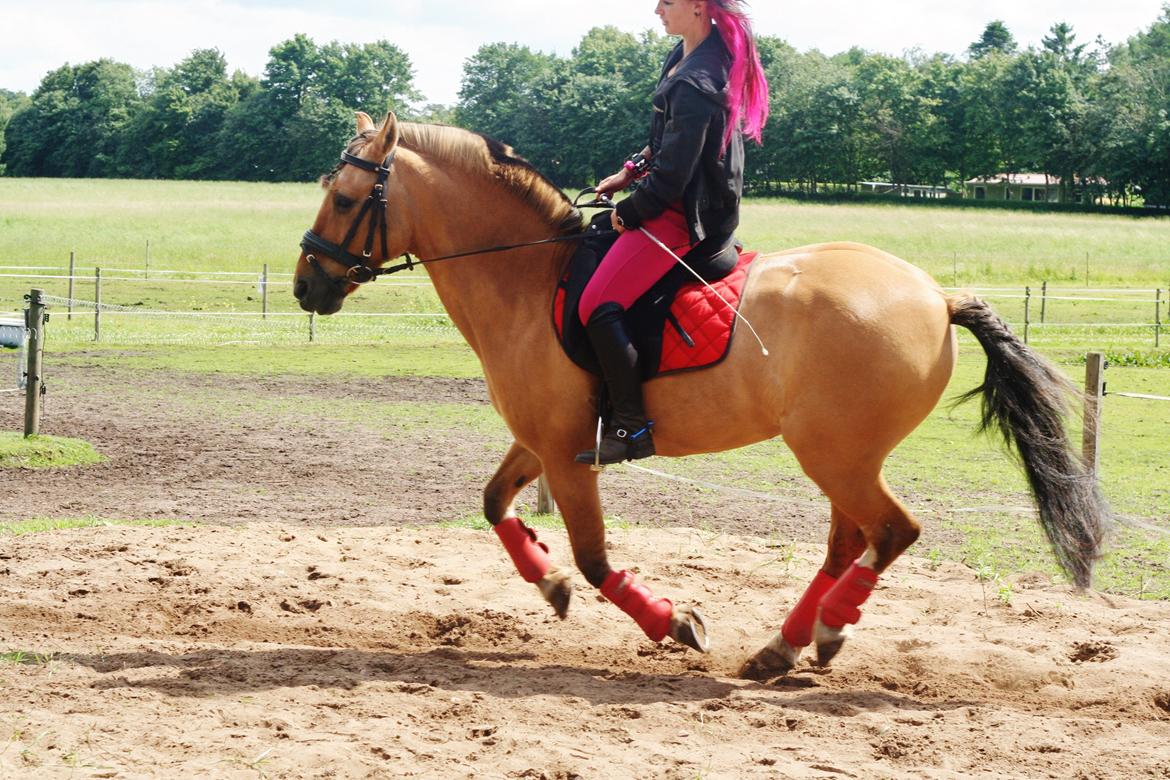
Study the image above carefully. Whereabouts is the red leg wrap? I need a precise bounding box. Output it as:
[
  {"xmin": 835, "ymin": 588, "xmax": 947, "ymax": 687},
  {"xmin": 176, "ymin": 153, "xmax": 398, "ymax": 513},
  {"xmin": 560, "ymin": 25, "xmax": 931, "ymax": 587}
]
[
  {"xmin": 601, "ymin": 570, "xmax": 673, "ymax": 642},
  {"xmin": 818, "ymin": 562, "xmax": 878, "ymax": 629},
  {"xmin": 493, "ymin": 517, "xmax": 551, "ymax": 583},
  {"xmin": 781, "ymin": 570, "xmax": 838, "ymax": 648}
]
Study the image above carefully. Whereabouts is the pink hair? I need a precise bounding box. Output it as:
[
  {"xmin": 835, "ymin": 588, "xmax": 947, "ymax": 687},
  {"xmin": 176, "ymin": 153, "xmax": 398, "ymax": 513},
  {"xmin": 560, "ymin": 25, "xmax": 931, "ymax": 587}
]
[{"xmin": 708, "ymin": 0, "xmax": 770, "ymax": 148}]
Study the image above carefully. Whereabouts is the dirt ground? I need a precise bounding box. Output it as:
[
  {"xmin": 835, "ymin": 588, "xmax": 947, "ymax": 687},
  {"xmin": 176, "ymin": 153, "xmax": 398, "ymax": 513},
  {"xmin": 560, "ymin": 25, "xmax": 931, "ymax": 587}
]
[{"xmin": 3, "ymin": 363, "xmax": 1170, "ymax": 778}]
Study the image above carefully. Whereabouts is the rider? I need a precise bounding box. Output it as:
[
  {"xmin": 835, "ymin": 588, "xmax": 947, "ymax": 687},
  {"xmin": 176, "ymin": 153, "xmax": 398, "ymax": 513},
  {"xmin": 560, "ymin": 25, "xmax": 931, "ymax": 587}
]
[{"xmin": 575, "ymin": 0, "xmax": 770, "ymax": 465}]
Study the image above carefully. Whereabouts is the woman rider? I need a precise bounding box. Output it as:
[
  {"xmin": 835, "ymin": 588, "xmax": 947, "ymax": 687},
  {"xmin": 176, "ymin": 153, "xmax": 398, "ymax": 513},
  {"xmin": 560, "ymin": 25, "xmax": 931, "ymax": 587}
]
[{"xmin": 575, "ymin": 0, "xmax": 770, "ymax": 465}]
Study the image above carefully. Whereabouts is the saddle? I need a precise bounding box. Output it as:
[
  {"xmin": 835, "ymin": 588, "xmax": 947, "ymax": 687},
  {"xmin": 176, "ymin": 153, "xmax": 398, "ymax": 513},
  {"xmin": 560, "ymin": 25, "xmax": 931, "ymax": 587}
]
[{"xmin": 553, "ymin": 211, "xmax": 758, "ymax": 380}]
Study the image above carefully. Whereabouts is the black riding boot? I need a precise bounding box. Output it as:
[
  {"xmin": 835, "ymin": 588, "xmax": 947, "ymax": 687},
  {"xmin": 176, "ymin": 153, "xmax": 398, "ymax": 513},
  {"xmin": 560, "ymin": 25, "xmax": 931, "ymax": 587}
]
[{"xmin": 574, "ymin": 303, "xmax": 656, "ymax": 465}]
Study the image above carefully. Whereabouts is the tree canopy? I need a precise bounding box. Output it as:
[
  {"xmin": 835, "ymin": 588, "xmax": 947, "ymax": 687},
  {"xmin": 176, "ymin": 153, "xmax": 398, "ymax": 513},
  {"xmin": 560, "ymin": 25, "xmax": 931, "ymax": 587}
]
[{"xmin": 3, "ymin": 10, "xmax": 1170, "ymax": 207}]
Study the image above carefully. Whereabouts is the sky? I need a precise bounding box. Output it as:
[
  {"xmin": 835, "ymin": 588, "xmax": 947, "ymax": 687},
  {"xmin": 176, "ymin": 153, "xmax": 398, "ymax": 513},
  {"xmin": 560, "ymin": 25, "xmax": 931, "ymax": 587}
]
[{"xmin": 1, "ymin": 1, "xmax": 1166, "ymax": 104}]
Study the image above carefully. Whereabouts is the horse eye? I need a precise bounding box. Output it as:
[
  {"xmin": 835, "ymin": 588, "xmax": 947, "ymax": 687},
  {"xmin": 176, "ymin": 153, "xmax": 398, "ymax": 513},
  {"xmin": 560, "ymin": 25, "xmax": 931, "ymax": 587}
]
[{"xmin": 333, "ymin": 194, "xmax": 356, "ymax": 211}]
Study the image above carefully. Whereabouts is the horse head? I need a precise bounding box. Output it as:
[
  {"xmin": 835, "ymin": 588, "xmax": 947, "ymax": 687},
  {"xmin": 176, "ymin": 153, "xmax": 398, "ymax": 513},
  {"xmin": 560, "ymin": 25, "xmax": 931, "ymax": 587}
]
[{"xmin": 294, "ymin": 111, "xmax": 411, "ymax": 315}]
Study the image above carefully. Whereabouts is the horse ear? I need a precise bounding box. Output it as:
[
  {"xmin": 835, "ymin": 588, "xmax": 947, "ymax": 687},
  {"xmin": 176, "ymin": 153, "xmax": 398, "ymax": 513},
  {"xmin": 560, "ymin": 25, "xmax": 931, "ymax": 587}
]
[
  {"xmin": 375, "ymin": 111, "xmax": 400, "ymax": 153},
  {"xmin": 355, "ymin": 111, "xmax": 375, "ymax": 134}
]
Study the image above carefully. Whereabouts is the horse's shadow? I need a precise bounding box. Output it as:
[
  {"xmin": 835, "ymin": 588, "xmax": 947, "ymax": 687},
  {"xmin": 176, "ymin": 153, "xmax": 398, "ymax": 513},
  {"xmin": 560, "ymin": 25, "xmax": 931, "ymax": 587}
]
[{"xmin": 62, "ymin": 646, "xmax": 980, "ymax": 714}]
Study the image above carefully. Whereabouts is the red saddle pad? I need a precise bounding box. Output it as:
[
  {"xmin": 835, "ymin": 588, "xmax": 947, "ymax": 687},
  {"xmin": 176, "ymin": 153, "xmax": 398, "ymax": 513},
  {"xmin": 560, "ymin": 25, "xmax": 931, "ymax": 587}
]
[{"xmin": 657, "ymin": 251, "xmax": 757, "ymax": 375}]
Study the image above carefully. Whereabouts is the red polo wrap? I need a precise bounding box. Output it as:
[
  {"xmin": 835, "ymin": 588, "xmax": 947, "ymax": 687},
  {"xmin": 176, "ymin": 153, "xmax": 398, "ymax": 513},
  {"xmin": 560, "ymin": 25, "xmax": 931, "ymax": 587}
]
[
  {"xmin": 493, "ymin": 517, "xmax": 551, "ymax": 583},
  {"xmin": 602, "ymin": 570, "xmax": 673, "ymax": 642},
  {"xmin": 781, "ymin": 570, "xmax": 838, "ymax": 648},
  {"xmin": 818, "ymin": 562, "xmax": 879, "ymax": 629}
]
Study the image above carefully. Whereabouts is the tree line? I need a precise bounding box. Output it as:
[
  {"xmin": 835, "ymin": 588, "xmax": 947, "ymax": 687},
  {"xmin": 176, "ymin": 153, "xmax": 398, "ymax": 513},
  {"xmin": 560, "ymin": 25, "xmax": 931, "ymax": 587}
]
[{"xmin": 2, "ymin": 8, "xmax": 1168, "ymax": 207}]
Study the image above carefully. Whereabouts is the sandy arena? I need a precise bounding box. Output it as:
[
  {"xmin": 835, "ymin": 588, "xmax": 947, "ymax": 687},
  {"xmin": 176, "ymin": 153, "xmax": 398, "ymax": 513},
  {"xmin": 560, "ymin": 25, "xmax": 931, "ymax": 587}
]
[{"xmin": 3, "ymin": 362, "xmax": 1170, "ymax": 778}]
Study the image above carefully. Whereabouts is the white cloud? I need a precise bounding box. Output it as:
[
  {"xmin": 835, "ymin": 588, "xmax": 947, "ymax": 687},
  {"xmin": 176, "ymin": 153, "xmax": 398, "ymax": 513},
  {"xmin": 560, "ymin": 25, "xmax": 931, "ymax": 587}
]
[{"xmin": 1, "ymin": 0, "xmax": 1164, "ymax": 104}]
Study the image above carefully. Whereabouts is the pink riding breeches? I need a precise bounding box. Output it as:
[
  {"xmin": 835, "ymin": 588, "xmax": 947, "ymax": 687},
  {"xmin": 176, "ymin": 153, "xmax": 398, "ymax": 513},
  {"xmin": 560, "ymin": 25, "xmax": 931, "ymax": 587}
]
[{"xmin": 578, "ymin": 205, "xmax": 695, "ymax": 325}]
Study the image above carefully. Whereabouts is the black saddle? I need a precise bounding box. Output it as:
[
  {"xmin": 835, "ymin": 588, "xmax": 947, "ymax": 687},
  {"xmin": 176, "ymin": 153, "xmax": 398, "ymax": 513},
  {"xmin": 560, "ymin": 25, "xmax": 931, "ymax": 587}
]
[{"xmin": 554, "ymin": 210, "xmax": 740, "ymax": 380}]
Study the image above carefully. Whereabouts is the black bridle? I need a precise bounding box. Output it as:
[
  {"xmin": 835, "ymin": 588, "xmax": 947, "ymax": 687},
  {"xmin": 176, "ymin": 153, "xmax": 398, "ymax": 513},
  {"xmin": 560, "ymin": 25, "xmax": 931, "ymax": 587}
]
[
  {"xmin": 300, "ymin": 151, "xmax": 611, "ymax": 287},
  {"xmin": 301, "ymin": 149, "xmax": 400, "ymax": 285}
]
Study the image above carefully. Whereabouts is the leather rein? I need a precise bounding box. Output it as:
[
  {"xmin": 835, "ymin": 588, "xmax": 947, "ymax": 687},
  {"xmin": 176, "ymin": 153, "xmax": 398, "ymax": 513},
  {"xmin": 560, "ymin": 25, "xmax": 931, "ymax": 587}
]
[{"xmin": 300, "ymin": 150, "xmax": 611, "ymax": 287}]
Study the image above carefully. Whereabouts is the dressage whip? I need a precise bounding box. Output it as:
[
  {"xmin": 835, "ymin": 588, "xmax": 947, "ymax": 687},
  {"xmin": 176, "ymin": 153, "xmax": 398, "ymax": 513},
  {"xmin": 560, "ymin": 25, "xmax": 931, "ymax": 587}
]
[{"xmin": 600, "ymin": 195, "xmax": 770, "ymax": 357}]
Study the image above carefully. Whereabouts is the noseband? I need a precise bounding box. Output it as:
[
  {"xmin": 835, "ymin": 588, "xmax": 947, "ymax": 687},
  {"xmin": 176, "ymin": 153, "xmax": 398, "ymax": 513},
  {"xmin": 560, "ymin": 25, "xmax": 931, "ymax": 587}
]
[{"xmin": 301, "ymin": 149, "xmax": 410, "ymax": 286}]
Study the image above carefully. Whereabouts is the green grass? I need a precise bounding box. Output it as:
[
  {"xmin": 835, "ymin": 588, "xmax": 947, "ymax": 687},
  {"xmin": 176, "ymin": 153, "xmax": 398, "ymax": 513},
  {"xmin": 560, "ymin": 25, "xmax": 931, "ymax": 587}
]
[
  {"xmin": 0, "ymin": 517, "xmax": 190, "ymax": 535},
  {"xmin": 0, "ymin": 432, "xmax": 104, "ymax": 469}
]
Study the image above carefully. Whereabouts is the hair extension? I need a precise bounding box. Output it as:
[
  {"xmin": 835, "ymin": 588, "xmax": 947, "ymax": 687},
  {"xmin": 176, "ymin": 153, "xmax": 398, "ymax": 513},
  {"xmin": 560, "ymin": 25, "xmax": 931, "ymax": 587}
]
[{"xmin": 708, "ymin": 0, "xmax": 770, "ymax": 147}]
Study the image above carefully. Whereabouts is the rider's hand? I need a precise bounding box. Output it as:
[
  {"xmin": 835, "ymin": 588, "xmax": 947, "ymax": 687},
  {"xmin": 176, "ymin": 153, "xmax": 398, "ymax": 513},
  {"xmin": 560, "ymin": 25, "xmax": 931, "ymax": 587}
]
[
  {"xmin": 596, "ymin": 169, "xmax": 635, "ymax": 199},
  {"xmin": 610, "ymin": 210, "xmax": 626, "ymax": 234}
]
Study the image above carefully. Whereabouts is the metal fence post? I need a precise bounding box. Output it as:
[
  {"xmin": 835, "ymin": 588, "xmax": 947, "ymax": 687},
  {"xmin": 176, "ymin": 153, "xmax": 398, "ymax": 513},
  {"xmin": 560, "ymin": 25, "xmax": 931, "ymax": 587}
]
[
  {"xmin": 1023, "ymin": 286, "xmax": 1031, "ymax": 344},
  {"xmin": 23, "ymin": 289, "xmax": 46, "ymax": 438},
  {"xmin": 1083, "ymin": 352, "xmax": 1105, "ymax": 474},
  {"xmin": 262, "ymin": 263, "xmax": 269, "ymax": 320},
  {"xmin": 94, "ymin": 267, "xmax": 102, "ymax": 342},
  {"xmin": 1156, "ymin": 289, "xmax": 1162, "ymax": 348},
  {"xmin": 536, "ymin": 475, "xmax": 556, "ymax": 516},
  {"xmin": 67, "ymin": 252, "xmax": 75, "ymax": 321}
]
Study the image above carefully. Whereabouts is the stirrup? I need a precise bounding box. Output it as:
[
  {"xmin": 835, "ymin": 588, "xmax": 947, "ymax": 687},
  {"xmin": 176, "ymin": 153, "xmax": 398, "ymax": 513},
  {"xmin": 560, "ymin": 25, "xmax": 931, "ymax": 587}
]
[{"xmin": 574, "ymin": 422, "xmax": 655, "ymax": 467}]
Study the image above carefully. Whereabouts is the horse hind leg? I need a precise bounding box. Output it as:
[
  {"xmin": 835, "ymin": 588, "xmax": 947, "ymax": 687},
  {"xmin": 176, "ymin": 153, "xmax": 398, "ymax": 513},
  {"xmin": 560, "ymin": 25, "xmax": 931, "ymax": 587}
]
[
  {"xmin": 812, "ymin": 479, "xmax": 921, "ymax": 667},
  {"xmin": 739, "ymin": 505, "xmax": 867, "ymax": 680},
  {"xmin": 485, "ymin": 441, "xmax": 573, "ymax": 618}
]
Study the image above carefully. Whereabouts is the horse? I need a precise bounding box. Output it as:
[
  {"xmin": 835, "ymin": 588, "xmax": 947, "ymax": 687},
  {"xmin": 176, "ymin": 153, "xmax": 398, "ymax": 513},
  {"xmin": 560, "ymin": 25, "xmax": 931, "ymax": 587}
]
[{"xmin": 293, "ymin": 111, "xmax": 1109, "ymax": 679}]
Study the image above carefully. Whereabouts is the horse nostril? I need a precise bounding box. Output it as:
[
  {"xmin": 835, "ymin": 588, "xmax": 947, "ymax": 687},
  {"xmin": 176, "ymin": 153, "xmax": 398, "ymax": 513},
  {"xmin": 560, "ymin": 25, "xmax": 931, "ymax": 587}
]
[{"xmin": 293, "ymin": 279, "xmax": 308, "ymax": 300}]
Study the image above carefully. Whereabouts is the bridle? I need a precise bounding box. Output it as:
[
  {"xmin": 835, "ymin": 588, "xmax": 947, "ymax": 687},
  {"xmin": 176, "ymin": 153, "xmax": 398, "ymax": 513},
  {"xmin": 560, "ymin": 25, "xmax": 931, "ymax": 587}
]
[
  {"xmin": 300, "ymin": 148, "xmax": 400, "ymax": 286},
  {"xmin": 300, "ymin": 149, "xmax": 611, "ymax": 288}
]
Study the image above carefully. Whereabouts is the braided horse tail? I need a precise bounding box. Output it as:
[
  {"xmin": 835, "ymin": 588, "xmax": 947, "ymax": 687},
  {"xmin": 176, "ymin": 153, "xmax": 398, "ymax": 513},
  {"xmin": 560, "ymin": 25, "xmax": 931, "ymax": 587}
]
[{"xmin": 949, "ymin": 295, "xmax": 1110, "ymax": 588}]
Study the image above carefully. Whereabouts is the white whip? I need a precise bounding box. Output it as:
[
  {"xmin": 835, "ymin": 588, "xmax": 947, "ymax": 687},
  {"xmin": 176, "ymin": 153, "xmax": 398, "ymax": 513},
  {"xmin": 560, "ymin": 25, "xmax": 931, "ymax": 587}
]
[
  {"xmin": 634, "ymin": 225, "xmax": 769, "ymax": 358},
  {"xmin": 599, "ymin": 194, "xmax": 769, "ymax": 357}
]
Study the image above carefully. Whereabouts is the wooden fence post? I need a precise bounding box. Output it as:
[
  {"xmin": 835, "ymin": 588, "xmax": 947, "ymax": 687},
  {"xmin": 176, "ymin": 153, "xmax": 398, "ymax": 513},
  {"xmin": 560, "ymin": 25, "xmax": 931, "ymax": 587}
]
[
  {"xmin": 261, "ymin": 264, "xmax": 269, "ymax": 320},
  {"xmin": 23, "ymin": 289, "xmax": 46, "ymax": 438},
  {"xmin": 536, "ymin": 476, "xmax": 556, "ymax": 515},
  {"xmin": 1083, "ymin": 352, "xmax": 1105, "ymax": 474},
  {"xmin": 94, "ymin": 267, "xmax": 102, "ymax": 342},
  {"xmin": 1040, "ymin": 281, "xmax": 1047, "ymax": 323},
  {"xmin": 309, "ymin": 313, "xmax": 316, "ymax": 343}
]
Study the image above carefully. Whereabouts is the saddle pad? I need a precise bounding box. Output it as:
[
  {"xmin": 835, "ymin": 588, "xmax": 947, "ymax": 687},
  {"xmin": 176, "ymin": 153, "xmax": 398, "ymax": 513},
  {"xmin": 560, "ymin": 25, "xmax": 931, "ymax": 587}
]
[{"xmin": 657, "ymin": 251, "xmax": 757, "ymax": 375}]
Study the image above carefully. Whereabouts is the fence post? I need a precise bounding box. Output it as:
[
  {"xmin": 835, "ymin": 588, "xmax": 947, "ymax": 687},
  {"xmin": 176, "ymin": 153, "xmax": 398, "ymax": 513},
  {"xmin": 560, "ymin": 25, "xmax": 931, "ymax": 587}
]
[
  {"xmin": 1040, "ymin": 281, "xmax": 1047, "ymax": 323},
  {"xmin": 23, "ymin": 289, "xmax": 46, "ymax": 438},
  {"xmin": 309, "ymin": 313, "xmax": 316, "ymax": 343},
  {"xmin": 145, "ymin": 240, "xmax": 150, "ymax": 280},
  {"xmin": 1156, "ymin": 289, "xmax": 1163, "ymax": 348},
  {"xmin": 261, "ymin": 263, "xmax": 269, "ymax": 320},
  {"xmin": 1083, "ymin": 352, "xmax": 1105, "ymax": 474},
  {"xmin": 536, "ymin": 475, "xmax": 556, "ymax": 516},
  {"xmin": 94, "ymin": 267, "xmax": 102, "ymax": 342},
  {"xmin": 67, "ymin": 252, "xmax": 75, "ymax": 321},
  {"xmin": 1023, "ymin": 286, "xmax": 1031, "ymax": 344}
]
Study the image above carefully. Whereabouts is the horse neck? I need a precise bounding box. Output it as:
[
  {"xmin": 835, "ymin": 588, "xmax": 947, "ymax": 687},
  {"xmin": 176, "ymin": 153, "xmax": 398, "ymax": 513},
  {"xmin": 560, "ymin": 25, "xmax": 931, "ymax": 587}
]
[{"xmin": 400, "ymin": 156, "xmax": 576, "ymax": 355}]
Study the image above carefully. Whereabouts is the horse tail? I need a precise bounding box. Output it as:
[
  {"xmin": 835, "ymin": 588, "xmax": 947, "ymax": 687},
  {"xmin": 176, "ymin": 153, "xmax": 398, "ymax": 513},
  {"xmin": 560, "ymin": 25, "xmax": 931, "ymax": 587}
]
[{"xmin": 948, "ymin": 295, "xmax": 1110, "ymax": 589}]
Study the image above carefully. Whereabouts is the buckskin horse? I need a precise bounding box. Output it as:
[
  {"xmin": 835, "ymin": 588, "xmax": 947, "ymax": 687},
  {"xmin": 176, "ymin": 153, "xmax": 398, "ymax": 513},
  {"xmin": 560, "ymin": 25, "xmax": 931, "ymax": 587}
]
[{"xmin": 293, "ymin": 111, "xmax": 1108, "ymax": 679}]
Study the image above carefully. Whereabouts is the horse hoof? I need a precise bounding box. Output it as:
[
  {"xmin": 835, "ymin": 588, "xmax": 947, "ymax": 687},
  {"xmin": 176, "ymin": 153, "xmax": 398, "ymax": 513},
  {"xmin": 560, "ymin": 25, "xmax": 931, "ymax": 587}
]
[
  {"xmin": 738, "ymin": 636, "xmax": 801, "ymax": 681},
  {"xmin": 670, "ymin": 606, "xmax": 711, "ymax": 653},
  {"xmin": 537, "ymin": 568, "xmax": 573, "ymax": 620},
  {"xmin": 814, "ymin": 620, "xmax": 849, "ymax": 667}
]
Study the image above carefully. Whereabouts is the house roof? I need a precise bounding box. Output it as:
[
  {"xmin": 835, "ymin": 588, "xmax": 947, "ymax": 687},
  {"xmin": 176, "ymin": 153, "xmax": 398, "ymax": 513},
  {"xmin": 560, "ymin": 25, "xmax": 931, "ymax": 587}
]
[{"xmin": 965, "ymin": 173, "xmax": 1058, "ymax": 186}]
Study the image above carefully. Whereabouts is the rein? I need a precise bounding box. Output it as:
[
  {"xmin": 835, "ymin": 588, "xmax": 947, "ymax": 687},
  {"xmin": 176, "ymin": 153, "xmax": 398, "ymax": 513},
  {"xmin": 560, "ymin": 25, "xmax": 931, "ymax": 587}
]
[{"xmin": 301, "ymin": 150, "xmax": 611, "ymax": 286}]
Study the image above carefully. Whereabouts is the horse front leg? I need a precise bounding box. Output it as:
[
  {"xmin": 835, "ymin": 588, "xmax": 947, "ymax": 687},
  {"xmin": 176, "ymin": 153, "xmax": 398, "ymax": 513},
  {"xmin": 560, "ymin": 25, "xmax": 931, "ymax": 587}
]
[
  {"xmin": 542, "ymin": 459, "xmax": 710, "ymax": 653},
  {"xmin": 739, "ymin": 505, "xmax": 866, "ymax": 680},
  {"xmin": 485, "ymin": 441, "xmax": 573, "ymax": 618}
]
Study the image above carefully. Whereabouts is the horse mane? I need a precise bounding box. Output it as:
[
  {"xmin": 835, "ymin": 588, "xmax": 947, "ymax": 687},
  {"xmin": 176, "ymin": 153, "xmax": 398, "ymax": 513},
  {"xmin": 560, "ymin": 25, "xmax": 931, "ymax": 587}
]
[{"xmin": 390, "ymin": 123, "xmax": 583, "ymax": 237}]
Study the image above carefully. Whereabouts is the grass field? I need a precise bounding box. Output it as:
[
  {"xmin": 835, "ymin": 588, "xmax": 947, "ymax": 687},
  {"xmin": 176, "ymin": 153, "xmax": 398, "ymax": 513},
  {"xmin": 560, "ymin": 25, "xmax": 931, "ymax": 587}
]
[{"xmin": 2, "ymin": 177, "xmax": 1168, "ymax": 597}]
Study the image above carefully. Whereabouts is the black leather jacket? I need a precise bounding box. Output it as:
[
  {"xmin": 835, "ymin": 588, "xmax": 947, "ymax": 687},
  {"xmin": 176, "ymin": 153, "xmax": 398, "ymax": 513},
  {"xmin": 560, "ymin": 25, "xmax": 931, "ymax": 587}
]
[{"xmin": 615, "ymin": 33, "xmax": 744, "ymax": 263}]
